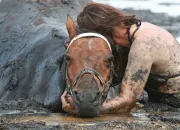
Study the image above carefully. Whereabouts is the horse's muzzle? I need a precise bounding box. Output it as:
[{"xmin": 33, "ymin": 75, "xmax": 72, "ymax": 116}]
[{"xmin": 75, "ymin": 104, "xmax": 100, "ymax": 117}]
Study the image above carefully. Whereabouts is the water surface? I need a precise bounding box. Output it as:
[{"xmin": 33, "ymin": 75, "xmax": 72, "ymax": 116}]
[
  {"xmin": 94, "ymin": 0, "xmax": 180, "ymax": 17},
  {"xmin": 11, "ymin": 112, "xmax": 150, "ymax": 126}
]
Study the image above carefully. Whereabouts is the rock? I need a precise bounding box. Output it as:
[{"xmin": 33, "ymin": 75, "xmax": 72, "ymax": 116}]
[{"xmin": 0, "ymin": 0, "xmax": 91, "ymax": 111}]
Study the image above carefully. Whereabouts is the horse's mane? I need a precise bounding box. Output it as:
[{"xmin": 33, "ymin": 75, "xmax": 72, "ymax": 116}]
[{"xmin": 106, "ymin": 37, "xmax": 129, "ymax": 86}]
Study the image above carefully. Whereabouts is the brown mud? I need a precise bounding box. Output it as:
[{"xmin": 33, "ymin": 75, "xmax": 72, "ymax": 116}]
[
  {"xmin": 0, "ymin": 0, "xmax": 180, "ymax": 130},
  {"xmin": 0, "ymin": 99, "xmax": 179, "ymax": 130}
]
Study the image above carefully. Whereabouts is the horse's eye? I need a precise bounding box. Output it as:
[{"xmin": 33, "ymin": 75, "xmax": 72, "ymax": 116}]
[
  {"xmin": 105, "ymin": 56, "xmax": 114, "ymax": 68},
  {"xmin": 65, "ymin": 55, "xmax": 71, "ymax": 62},
  {"xmin": 107, "ymin": 56, "xmax": 114, "ymax": 63}
]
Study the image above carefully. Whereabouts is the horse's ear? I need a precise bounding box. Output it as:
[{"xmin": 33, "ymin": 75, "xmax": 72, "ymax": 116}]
[{"xmin": 66, "ymin": 14, "xmax": 78, "ymax": 40}]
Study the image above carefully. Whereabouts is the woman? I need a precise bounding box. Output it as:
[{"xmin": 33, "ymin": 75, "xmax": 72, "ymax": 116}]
[{"xmin": 62, "ymin": 2, "xmax": 180, "ymax": 113}]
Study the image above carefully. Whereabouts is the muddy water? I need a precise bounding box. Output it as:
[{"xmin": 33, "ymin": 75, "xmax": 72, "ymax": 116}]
[
  {"xmin": 0, "ymin": 105, "xmax": 179, "ymax": 130},
  {"xmin": 10, "ymin": 112, "xmax": 149, "ymax": 126},
  {"xmin": 0, "ymin": 100, "xmax": 150, "ymax": 126}
]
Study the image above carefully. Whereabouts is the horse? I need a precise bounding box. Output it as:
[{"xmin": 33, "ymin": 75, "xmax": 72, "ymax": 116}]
[
  {"xmin": 63, "ymin": 15, "xmax": 180, "ymax": 117},
  {"xmin": 63, "ymin": 16, "xmax": 125, "ymax": 117}
]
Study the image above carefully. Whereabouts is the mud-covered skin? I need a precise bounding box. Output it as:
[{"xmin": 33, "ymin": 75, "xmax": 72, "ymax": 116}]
[
  {"xmin": 100, "ymin": 22, "xmax": 180, "ymax": 113},
  {"xmin": 141, "ymin": 23, "xmax": 180, "ymax": 94}
]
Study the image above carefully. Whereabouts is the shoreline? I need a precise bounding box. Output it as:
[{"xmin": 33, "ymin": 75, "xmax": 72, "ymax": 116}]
[
  {"xmin": 93, "ymin": 0, "xmax": 180, "ymax": 17},
  {"xmin": 93, "ymin": 0, "xmax": 180, "ymax": 42}
]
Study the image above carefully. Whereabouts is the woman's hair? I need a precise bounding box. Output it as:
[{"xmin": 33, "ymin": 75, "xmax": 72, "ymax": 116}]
[
  {"xmin": 77, "ymin": 3, "xmax": 136, "ymax": 84},
  {"xmin": 77, "ymin": 2, "xmax": 138, "ymax": 37}
]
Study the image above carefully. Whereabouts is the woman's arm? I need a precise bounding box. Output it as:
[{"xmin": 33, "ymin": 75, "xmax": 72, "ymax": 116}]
[{"xmin": 100, "ymin": 39, "xmax": 154, "ymax": 113}]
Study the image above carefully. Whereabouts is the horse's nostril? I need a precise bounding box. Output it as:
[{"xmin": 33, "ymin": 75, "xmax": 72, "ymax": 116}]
[
  {"xmin": 96, "ymin": 92, "xmax": 100, "ymax": 96},
  {"xmin": 74, "ymin": 91, "xmax": 78, "ymax": 95}
]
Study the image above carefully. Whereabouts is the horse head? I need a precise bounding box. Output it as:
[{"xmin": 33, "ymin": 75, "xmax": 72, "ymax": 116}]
[{"xmin": 65, "ymin": 16, "xmax": 115, "ymax": 117}]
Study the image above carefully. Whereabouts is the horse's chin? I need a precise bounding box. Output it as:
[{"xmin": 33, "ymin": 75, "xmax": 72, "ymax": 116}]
[{"xmin": 75, "ymin": 103, "xmax": 101, "ymax": 117}]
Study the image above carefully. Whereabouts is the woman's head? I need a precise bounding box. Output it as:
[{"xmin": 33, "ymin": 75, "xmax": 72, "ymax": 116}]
[
  {"xmin": 76, "ymin": 3, "xmax": 131, "ymax": 90},
  {"xmin": 77, "ymin": 2, "xmax": 138, "ymax": 39}
]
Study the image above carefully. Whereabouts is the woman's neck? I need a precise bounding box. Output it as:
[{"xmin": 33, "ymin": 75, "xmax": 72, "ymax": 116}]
[
  {"xmin": 128, "ymin": 22, "xmax": 141, "ymax": 45},
  {"xmin": 130, "ymin": 24, "xmax": 139, "ymax": 39}
]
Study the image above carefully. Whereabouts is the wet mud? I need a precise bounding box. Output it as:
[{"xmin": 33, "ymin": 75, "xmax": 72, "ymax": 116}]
[
  {"xmin": 0, "ymin": 99, "xmax": 179, "ymax": 130},
  {"xmin": 0, "ymin": 0, "xmax": 91, "ymax": 113},
  {"xmin": 0, "ymin": 0, "xmax": 180, "ymax": 129}
]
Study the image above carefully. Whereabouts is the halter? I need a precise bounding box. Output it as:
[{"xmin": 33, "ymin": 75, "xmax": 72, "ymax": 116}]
[
  {"xmin": 67, "ymin": 33, "xmax": 112, "ymax": 52},
  {"xmin": 65, "ymin": 33, "xmax": 113, "ymax": 104}
]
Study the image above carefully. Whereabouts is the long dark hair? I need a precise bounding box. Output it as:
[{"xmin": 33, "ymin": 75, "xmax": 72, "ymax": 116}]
[
  {"xmin": 77, "ymin": 2, "xmax": 138, "ymax": 38},
  {"xmin": 77, "ymin": 3, "xmax": 135, "ymax": 84}
]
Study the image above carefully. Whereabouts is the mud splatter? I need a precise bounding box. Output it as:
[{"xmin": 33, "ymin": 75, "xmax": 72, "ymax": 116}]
[{"xmin": 131, "ymin": 69, "xmax": 148, "ymax": 82}]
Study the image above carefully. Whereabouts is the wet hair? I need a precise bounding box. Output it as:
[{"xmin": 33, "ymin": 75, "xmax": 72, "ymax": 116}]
[
  {"xmin": 77, "ymin": 3, "xmax": 136, "ymax": 83},
  {"xmin": 77, "ymin": 2, "xmax": 138, "ymax": 38}
]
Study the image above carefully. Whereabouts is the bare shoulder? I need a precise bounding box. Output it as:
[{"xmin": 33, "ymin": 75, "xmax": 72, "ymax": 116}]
[{"xmin": 129, "ymin": 37, "xmax": 157, "ymax": 59}]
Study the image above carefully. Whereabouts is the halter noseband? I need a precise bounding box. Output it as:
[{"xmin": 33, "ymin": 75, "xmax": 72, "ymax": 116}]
[{"xmin": 65, "ymin": 33, "xmax": 113, "ymax": 104}]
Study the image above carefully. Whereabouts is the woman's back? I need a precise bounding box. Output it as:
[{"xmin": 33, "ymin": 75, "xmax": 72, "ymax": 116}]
[{"xmin": 136, "ymin": 22, "xmax": 180, "ymax": 93}]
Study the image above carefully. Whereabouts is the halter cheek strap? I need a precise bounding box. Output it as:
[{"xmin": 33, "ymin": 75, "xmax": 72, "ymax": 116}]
[{"xmin": 65, "ymin": 33, "xmax": 113, "ymax": 104}]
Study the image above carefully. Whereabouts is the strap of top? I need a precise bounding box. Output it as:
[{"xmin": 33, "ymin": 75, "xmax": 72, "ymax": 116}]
[{"xmin": 128, "ymin": 20, "xmax": 141, "ymax": 46}]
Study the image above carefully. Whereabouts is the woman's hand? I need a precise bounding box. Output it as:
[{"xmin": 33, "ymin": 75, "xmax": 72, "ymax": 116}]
[
  {"xmin": 100, "ymin": 97, "xmax": 131, "ymax": 114},
  {"xmin": 61, "ymin": 91, "xmax": 76, "ymax": 114}
]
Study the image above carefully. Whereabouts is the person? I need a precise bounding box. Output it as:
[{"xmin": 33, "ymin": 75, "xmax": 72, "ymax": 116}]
[{"xmin": 61, "ymin": 2, "xmax": 180, "ymax": 114}]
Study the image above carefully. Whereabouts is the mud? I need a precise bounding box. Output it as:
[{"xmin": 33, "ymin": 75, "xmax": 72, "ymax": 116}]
[
  {"xmin": 0, "ymin": 0, "xmax": 180, "ymax": 129},
  {"xmin": 0, "ymin": 99, "xmax": 179, "ymax": 130},
  {"xmin": 0, "ymin": 111, "xmax": 180, "ymax": 130},
  {"xmin": 0, "ymin": 0, "xmax": 91, "ymax": 112}
]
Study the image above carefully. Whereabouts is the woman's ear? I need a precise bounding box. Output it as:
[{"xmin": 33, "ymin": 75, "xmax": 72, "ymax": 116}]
[
  {"xmin": 113, "ymin": 26, "xmax": 127, "ymax": 37},
  {"xmin": 66, "ymin": 14, "xmax": 78, "ymax": 40},
  {"xmin": 121, "ymin": 28, "xmax": 128, "ymax": 35}
]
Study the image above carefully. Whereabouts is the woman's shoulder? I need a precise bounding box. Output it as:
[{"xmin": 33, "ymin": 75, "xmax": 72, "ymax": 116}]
[
  {"xmin": 133, "ymin": 26, "xmax": 165, "ymax": 47},
  {"xmin": 130, "ymin": 36, "xmax": 158, "ymax": 55}
]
